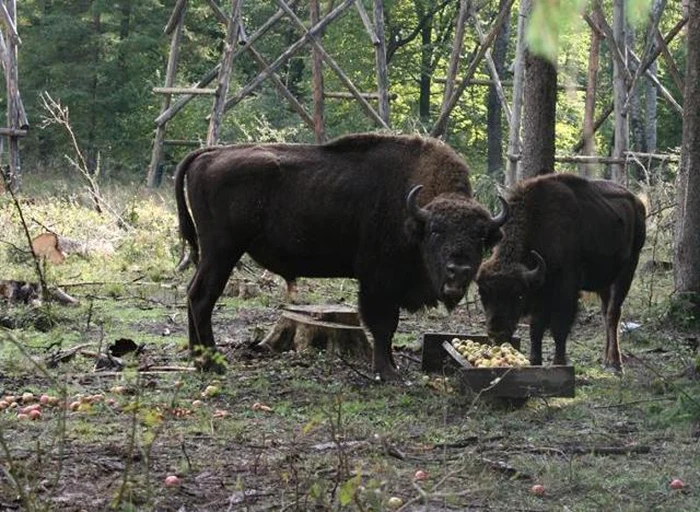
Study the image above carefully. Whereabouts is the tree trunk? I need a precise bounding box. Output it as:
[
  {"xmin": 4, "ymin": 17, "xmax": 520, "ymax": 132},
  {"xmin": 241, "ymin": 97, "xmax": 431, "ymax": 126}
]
[
  {"xmin": 418, "ymin": 1, "xmax": 433, "ymax": 122},
  {"xmin": 581, "ymin": 10, "xmax": 601, "ymax": 177},
  {"xmin": 487, "ymin": 0, "xmax": 511, "ymax": 177},
  {"xmin": 505, "ymin": 0, "xmax": 530, "ymax": 185},
  {"xmin": 645, "ymin": 0, "xmax": 664, "ymax": 158},
  {"xmin": 626, "ymin": 22, "xmax": 647, "ymax": 180},
  {"xmin": 118, "ymin": 0, "xmax": 132, "ymax": 80},
  {"xmin": 611, "ymin": 0, "xmax": 628, "ymax": 183},
  {"xmin": 87, "ymin": 9, "xmax": 101, "ymax": 175},
  {"xmin": 673, "ymin": 0, "xmax": 700, "ymax": 308},
  {"xmin": 520, "ymin": 50, "xmax": 557, "ymax": 179}
]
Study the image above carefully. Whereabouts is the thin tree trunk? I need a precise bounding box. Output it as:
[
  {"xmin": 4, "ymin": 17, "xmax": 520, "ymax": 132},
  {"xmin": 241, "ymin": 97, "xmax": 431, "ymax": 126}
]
[
  {"xmin": 487, "ymin": 0, "xmax": 510, "ymax": 178},
  {"xmin": 418, "ymin": 1, "xmax": 433, "ymax": 122},
  {"xmin": 505, "ymin": 0, "xmax": 530, "ymax": 185},
  {"xmin": 627, "ymin": 21, "xmax": 646, "ymax": 180},
  {"xmin": 520, "ymin": 50, "xmax": 557, "ymax": 179},
  {"xmin": 118, "ymin": 1, "xmax": 132, "ymax": 82},
  {"xmin": 645, "ymin": 0, "xmax": 664, "ymax": 159},
  {"xmin": 87, "ymin": 9, "xmax": 101, "ymax": 175},
  {"xmin": 310, "ymin": 0, "xmax": 326, "ymax": 142},
  {"xmin": 612, "ymin": 0, "xmax": 628, "ymax": 183},
  {"xmin": 581, "ymin": 10, "xmax": 601, "ymax": 177},
  {"xmin": 674, "ymin": 0, "xmax": 700, "ymax": 304}
]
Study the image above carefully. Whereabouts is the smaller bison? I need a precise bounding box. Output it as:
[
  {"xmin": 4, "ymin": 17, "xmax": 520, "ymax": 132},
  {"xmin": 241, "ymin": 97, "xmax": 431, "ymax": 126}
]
[
  {"xmin": 476, "ymin": 173, "xmax": 646, "ymax": 371},
  {"xmin": 175, "ymin": 133, "xmax": 507, "ymax": 380}
]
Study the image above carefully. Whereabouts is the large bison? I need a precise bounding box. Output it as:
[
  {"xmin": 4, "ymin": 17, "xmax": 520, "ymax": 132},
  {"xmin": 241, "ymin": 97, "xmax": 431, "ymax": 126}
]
[
  {"xmin": 476, "ymin": 173, "xmax": 646, "ymax": 371},
  {"xmin": 175, "ymin": 133, "xmax": 507, "ymax": 380}
]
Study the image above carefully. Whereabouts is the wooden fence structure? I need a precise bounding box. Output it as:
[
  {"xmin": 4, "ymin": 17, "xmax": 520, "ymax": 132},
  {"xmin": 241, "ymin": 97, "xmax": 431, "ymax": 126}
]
[
  {"xmin": 147, "ymin": 0, "xmax": 686, "ymax": 188},
  {"xmin": 0, "ymin": 0, "xmax": 28, "ymax": 191}
]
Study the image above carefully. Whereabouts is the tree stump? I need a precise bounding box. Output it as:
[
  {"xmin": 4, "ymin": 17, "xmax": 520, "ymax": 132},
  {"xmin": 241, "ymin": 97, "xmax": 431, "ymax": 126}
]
[{"xmin": 259, "ymin": 304, "xmax": 372, "ymax": 361}]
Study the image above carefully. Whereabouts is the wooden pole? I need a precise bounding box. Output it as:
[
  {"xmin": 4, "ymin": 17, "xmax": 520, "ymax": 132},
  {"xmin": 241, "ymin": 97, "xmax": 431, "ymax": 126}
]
[
  {"xmin": 373, "ymin": 0, "xmax": 390, "ymax": 124},
  {"xmin": 155, "ymin": 9, "xmax": 286, "ymax": 127},
  {"xmin": 431, "ymin": 0, "xmax": 515, "ymax": 139},
  {"xmin": 654, "ymin": 27, "xmax": 684, "ymax": 93},
  {"xmin": 310, "ymin": 0, "xmax": 327, "ymax": 142},
  {"xmin": 471, "ymin": 10, "xmax": 511, "ymax": 128},
  {"xmin": 147, "ymin": 1, "xmax": 186, "ymax": 188},
  {"xmin": 574, "ymin": 14, "xmax": 687, "ymax": 155},
  {"xmin": 581, "ymin": 9, "xmax": 602, "ymax": 177},
  {"xmin": 505, "ymin": 0, "xmax": 530, "ymax": 186},
  {"xmin": 207, "ymin": 0, "xmax": 240, "ymax": 145},
  {"xmin": 4, "ymin": 0, "xmax": 20, "ymax": 191},
  {"xmin": 272, "ymin": 0, "xmax": 388, "ymax": 128},
  {"xmin": 441, "ymin": 0, "xmax": 469, "ymax": 108}
]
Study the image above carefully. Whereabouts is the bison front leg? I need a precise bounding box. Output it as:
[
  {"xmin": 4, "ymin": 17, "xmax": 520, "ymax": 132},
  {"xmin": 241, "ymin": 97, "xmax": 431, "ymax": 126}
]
[
  {"xmin": 187, "ymin": 255, "xmax": 238, "ymax": 372},
  {"xmin": 358, "ymin": 287, "xmax": 401, "ymax": 381}
]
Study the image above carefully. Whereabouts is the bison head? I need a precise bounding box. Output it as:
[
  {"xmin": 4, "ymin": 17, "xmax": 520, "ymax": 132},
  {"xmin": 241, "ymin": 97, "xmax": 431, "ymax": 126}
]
[
  {"xmin": 476, "ymin": 251, "xmax": 547, "ymax": 343},
  {"xmin": 406, "ymin": 186, "xmax": 508, "ymax": 310}
]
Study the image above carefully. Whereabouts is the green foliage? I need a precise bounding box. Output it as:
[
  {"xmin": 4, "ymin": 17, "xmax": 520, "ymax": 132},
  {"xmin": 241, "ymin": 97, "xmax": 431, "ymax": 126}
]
[{"xmin": 527, "ymin": 0, "xmax": 586, "ymax": 63}]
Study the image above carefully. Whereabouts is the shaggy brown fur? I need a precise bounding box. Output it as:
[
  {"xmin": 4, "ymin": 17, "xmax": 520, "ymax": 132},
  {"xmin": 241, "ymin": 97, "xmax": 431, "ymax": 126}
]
[
  {"xmin": 476, "ymin": 173, "xmax": 646, "ymax": 371},
  {"xmin": 175, "ymin": 133, "xmax": 506, "ymax": 380}
]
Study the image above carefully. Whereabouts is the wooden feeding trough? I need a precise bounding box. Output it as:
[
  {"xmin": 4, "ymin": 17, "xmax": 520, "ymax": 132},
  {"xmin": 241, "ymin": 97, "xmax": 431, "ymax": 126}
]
[
  {"xmin": 421, "ymin": 333, "xmax": 575, "ymax": 399},
  {"xmin": 258, "ymin": 304, "xmax": 372, "ymax": 361}
]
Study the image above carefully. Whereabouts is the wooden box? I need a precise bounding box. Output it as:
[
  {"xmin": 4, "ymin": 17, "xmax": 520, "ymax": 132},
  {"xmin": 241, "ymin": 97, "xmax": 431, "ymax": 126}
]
[{"xmin": 421, "ymin": 332, "xmax": 575, "ymax": 398}]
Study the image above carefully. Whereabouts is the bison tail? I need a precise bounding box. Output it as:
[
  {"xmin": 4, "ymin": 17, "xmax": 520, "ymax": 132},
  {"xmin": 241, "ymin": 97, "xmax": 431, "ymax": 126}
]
[{"xmin": 174, "ymin": 149, "xmax": 207, "ymax": 266}]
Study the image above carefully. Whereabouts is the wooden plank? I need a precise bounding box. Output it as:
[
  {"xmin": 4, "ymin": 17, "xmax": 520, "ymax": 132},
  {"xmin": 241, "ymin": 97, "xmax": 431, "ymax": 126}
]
[
  {"xmin": 459, "ymin": 365, "xmax": 575, "ymax": 398},
  {"xmin": 153, "ymin": 87, "xmax": 217, "ymax": 95},
  {"xmin": 164, "ymin": 0, "xmax": 188, "ymax": 35},
  {"xmin": 421, "ymin": 332, "xmax": 521, "ymax": 373},
  {"xmin": 654, "ymin": 27, "xmax": 684, "ymax": 93},
  {"xmin": 354, "ymin": 0, "xmax": 379, "ymax": 44},
  {"xmin": 0, "ymin": 127, "xmax": 26, "ymax": 136}
]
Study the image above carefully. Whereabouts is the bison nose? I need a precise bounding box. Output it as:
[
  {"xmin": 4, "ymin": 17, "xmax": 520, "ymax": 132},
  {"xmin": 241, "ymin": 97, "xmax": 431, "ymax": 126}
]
[{"xmin": 446, "ymin": 262, "xmax": 472, "ymax": 281}]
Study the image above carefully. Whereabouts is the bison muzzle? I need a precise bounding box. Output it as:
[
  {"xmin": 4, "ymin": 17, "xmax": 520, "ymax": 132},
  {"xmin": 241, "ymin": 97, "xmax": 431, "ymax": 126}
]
[{"xmin": 175, "ymin": 133, "xmax": 507, "ymax": 380}]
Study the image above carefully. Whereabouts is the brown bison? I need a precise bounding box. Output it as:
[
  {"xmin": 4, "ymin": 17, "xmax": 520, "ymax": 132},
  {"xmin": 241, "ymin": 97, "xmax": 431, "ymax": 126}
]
[
  {"xmin": 476, "ymin": 173, "xmax": 646, "ymax": 371},
  {"xmin": 175, "ymin": 133, "xmax": 507, "ymax": 380}
]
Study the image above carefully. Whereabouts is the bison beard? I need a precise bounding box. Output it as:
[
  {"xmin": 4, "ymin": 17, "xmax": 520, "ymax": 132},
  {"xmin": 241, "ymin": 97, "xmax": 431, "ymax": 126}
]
[
  {"xmin": 175, "ymin": 133, "xmax": 507, "ymax": 381},
  {"xmin": 476, "ymin": 173, "xmax": 646, "ymax": 372}
]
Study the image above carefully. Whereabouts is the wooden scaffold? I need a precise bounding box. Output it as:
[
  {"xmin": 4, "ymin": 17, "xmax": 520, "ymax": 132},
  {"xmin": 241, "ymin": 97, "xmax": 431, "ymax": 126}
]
[
  {"xmin": 146, "ymin": 0, "xmax": 391, "ymax": 187},
  {"xmin": 0, "ymin": 0, "xmax": 28, "ymax": 192}
]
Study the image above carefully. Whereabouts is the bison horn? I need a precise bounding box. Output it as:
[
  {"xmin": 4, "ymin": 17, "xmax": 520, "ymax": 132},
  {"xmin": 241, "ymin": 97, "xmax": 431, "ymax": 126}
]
[
  {"xmin": 523, "ymin": 250, "xmax": 546, "ymax": 286},
  {"xmin": 491, "ymin": 196, "xmax": 509, "ymax": 227},
  {"xmin": 406, "ymin": 185, "xmax": 430, "ymax": 224}
]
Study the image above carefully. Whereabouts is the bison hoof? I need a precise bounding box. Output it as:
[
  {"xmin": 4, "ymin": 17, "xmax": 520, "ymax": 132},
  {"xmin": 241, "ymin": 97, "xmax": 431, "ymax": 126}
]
[{"xmin": 374, "ymin": 366, "xmax": 402, "ymax": 383}]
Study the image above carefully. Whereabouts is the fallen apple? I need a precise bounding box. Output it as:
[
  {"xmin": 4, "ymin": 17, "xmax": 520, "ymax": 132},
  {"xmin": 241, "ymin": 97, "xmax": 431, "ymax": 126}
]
[
  {"xmin": 21, "ymin": 392, "xmax": 35, "ymax": 404},
  {"xmin": 191, "ymin": 400, "xmax": 203, "ymax": 408},
  {"xmin": 28, "ymin": 409, "xmax": 42, "ymax": 421},
  {"xmin": 531, "ymin": 484, "xmax": 545, "ymax": 496},
  {"xmin": 164, "ymin": 475, "xmax": 181, "ymax": 487},
  {"xmin": 670, "ymin": 478, "xmax": 685, "ymax": 490},
  {"xmin": 39, "ymin": 394, "xmax": 51, "ymax": 405},
  {"xmin": 413, "ymin": 470, "xmax": 428, "ymax": 481}
]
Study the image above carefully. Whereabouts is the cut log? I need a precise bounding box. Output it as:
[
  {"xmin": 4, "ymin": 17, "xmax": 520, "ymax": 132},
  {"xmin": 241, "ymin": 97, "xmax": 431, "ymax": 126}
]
[{"xmin": 259, "ymin": 306, "xmax": 372, "ymax": 361}]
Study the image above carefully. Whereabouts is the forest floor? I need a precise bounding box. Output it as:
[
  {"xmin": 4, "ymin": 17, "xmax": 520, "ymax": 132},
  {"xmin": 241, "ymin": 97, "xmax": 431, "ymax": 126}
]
[{"xmin": 1, "ymin": 181, "xmax": 699, "ymax": 511}]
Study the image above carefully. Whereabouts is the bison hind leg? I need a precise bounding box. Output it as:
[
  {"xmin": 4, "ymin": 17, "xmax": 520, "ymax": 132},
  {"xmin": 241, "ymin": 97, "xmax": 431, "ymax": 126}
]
[
  {"xmin": 187, "ymin": 250, "xmax": 241, "ymax": 371},
  {"xmin": 600, "ymin": 259, "xmax": 639, "ymax": 373}
]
